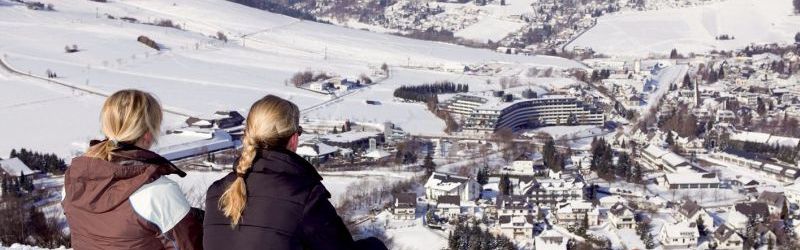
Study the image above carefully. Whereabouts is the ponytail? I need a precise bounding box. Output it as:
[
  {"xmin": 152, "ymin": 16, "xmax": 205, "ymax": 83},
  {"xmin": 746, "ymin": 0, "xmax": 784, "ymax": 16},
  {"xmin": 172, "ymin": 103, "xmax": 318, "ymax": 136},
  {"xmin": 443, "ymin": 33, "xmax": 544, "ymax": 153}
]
[
  {"xmin": 218, "ymin": 95, "xmax": 300, "ymax": 227},
  {"xmin": 219, "ymin": 136, "xmax": 258, "ymax": 227}
]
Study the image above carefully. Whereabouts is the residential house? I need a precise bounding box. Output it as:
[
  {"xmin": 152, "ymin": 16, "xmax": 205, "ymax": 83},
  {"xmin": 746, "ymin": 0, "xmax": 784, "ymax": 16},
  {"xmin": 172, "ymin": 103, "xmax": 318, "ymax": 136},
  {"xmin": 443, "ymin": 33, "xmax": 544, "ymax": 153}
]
[
  {"xmin": 424, "ymin": 172, "xmax": 480, "ymax": 202},
  {"xmin": 659, "ymin": 221, "xmax": 698, "ymax": 249},
  {"xmin": 435, "ymin": 195, "xmax": 461, "ymax": 219},
  {"xmin": 676, "ymin": 200, "xmax": 713, "ymax": 230},
  {"xmin": 608, "ymin": 203, "xmax": 635, "ymax": 229},
  {"xmin": 554, "ymin": 201, "xmax": 593, "ymax": 228},
  {"xmin": 496, "ymin": 195, "xmax": 536, "ymax": 217},
  {"xmin": 497, "ymin": 215, "xmax": 535, "ymax": 239},
  {"xmin": 757, "ymin": 191, "xmax": 787, "ymax": 216},
  {"xmin": 713, "ymin": 225, "xmax": 744, "ymax": 250},
  {"xmin": 393, "ymin": 193, "xmax": 417, "ymax": 220}
]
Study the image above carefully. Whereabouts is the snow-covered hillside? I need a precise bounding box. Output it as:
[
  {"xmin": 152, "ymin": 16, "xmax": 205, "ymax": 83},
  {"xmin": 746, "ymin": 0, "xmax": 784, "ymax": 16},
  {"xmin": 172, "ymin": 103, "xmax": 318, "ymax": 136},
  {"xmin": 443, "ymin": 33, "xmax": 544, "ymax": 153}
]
[
  {"xmin": 569, "ymin": 0, "xmax": 800, "ymax": 56},
  {"xmin": 0, "ymin": 0, "xmax": 582, "ymax": 158}
]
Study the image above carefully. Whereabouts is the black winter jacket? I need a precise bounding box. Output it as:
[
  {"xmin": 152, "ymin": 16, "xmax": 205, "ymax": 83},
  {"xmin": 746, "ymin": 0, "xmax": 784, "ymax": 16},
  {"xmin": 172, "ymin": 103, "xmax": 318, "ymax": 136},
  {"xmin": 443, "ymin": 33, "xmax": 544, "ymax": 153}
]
[{"xmin": 203, "ymin": 148, "xmax": 361, "ymax": 250}]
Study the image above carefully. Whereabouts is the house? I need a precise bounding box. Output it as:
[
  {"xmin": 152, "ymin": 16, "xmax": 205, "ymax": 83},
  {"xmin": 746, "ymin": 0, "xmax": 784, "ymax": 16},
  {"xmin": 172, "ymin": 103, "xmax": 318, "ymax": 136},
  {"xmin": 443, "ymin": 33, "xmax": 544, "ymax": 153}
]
[
  {"xmin": 497, "ymin": 215, "xmax": 535, "ymax": 239},
  {"xmin": 435, "ymin": 195, "xmax": 461, "ymax": 219},
  {"xmin": 554, "ymin": 201, "xmax": 593, "ymax": 228},
  {"xmin": 534, "ymin": 229, "xmax": 569, "ymax": 249},
  {"xmin": 713, "ymin": 224, "xmax": 744, "ymax": 250},
  {"xmin": 608, "ymin": 203, "xmax": 635, "ymax": 229},
  {"xmin": 725, "ymin": 202, "xmax": 770, "ymax": 232},
  {"xmin": 424, "ymin": 172, "xmax": 480, "ymax": 202},
  {"xmin": 296, "ymin": 139, "xmax": 339, "ymax": 165},
  {"xmin": 757, "ymin": 191, "xmax": 787, "ymax": 215},
  {"xmin": 659, "ymin": 221, "xmax": 698, "ymax": 249},
  {"xmin": 523, "ymin": 177, "xmax": 585, "ymax": 205},
  {"xmin": 156, "ymin": 129, "xmax": 236, "ymax": 162},
  {"xmin": 509, "ymin": 152, "xmax": 542, "ymax": 174},
  {"xmin": 496, "ymin": 195, "xmax": 536, "ymax": 217},
  {"xmin": 676, "ymin": 200, "xmax": 713, "ymax": 230},
  {"xmin": 0, "ymin": 158, "xmax": 37, "ymax": 177},
  {"xmin": 393, "ymin": 193, "xmax": 417, "ymax": 220}
]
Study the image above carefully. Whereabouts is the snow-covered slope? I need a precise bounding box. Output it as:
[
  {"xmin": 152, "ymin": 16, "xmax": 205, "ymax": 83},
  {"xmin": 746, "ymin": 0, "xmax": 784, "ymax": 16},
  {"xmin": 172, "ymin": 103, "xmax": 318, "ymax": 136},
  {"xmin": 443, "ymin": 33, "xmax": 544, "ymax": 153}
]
[
  {"xmin": 0, "ymin": 0, "xmax": 583, "ymax": 158},
  {"xmin": 569, "ymin": 0, "xmax": 800, "ymax": 56}
]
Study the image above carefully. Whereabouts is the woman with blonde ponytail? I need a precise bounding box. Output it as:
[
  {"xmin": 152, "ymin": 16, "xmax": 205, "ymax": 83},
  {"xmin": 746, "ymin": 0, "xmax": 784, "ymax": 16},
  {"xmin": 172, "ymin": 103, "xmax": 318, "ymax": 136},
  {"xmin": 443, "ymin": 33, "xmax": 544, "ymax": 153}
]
[
  {"xmin": 203, "ymin": 95, "xmax": 386, "ymax": 250},
  {"xmin": 62, "ymin": 89, "xmax": 203, "ymax": 250}
]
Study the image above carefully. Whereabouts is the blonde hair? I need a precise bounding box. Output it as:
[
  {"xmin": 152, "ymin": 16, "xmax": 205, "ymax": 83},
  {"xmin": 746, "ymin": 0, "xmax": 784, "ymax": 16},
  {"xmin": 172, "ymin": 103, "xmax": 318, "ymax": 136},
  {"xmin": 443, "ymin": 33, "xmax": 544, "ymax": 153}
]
[
  {"xmin": 86, "ymin": 89, "xmax": 163, "ymax": 161},
  {"xmin": 220, "ymin": 95, "xmax": 300, "ymax": 227}
]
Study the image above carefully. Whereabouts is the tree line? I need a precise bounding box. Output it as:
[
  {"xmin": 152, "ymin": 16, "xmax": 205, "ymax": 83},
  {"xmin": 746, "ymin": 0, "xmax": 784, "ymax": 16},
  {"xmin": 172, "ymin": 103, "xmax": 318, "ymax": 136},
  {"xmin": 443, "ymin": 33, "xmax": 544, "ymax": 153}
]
[
  {"xmin": 590, "ymin": 137, "xmax": 644, "ymax": 183},
  {"xmin": 447, "ymin": 219, "xmax": 516, "ymax": 250},
  {"xmin": 393, "ymin": 81, "xmax": 469, "ymax": 103},
  {"xmin": 9, "ymin": 148, "xmax": 68, "ymax": 175}
]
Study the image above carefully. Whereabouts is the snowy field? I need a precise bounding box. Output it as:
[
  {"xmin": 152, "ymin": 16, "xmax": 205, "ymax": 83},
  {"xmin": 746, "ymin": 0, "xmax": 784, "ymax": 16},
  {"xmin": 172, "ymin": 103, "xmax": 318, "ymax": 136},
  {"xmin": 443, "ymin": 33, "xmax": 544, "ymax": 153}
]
[
  {"xmin": 0, "ymin": 0, "xmax": 584, "ymax": 158},
  {"xmin": 570, "ymin": 0, "xmax": 800, "ymax": 56}
]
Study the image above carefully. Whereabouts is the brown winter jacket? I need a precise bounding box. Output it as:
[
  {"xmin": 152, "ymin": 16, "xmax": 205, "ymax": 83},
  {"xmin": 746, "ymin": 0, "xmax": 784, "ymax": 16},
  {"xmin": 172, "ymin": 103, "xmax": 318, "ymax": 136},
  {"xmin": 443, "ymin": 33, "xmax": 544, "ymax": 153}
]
[{"xmin": 62, "ymin": 141, "xmax": 203, "ymax": 250}]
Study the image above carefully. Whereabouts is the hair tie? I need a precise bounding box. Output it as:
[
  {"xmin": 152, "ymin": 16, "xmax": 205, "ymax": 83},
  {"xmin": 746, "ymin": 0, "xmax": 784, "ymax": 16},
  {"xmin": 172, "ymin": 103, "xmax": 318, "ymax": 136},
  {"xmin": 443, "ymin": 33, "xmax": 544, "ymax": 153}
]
[
  {"xmin": 109, "ymin": 139, "xmax": 120, "ymax": 147},
  {"xmin": 235, "ymin": 169, "xmax": 248, "ymax": 178}
]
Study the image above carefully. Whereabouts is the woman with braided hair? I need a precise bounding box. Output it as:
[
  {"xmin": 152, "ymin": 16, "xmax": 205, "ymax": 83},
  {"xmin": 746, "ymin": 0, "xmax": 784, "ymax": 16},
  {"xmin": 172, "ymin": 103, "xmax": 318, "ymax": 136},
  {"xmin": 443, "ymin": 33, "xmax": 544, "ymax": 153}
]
[{"xmin": 203, "ymin": 95, "xmax": 385, "ymax": 250}]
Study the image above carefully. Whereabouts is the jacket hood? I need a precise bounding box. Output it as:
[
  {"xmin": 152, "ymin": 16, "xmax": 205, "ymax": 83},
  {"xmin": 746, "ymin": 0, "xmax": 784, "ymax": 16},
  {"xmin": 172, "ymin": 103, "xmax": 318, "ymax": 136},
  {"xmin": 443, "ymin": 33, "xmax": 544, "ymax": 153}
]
[{"xmin": 63, "ymin": 141, "xmax": 186, "ymax": 213}]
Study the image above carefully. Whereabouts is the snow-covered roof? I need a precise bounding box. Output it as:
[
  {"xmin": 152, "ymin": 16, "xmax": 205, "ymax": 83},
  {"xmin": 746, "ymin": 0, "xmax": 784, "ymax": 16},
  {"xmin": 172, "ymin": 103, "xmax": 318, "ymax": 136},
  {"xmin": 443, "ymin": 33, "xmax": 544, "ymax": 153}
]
[
  {"xmin": 155, "ymin": 130, "xmax": 235, "ymax": 161},
  {"xmin": 643, "ymin": 145, "xmax": 669, "ymax": 158},
  {"xmin": 296, "ymin": 141, "xmax": 339, "ymax": 157},
  {"xmin": 0, "ymin": 158, "xmax": 36, "ymax": 176},
  {"xmin": 661, "ymin": 152, "xmax": 688, "ymax": 168},
  {"xmin": 665, "ymin": 172, "xmax": 719, "ymax": 185},
  {"xmin": 425, "ymin": 172, "xmax": 469, "ymax": 193},
  {"xmin": 730, "ymin": 131, "xmax": 800, "ymax": 147},
  {"xmin": 364, "ymin": 149, "xmax": 390, "ymax": 159}
]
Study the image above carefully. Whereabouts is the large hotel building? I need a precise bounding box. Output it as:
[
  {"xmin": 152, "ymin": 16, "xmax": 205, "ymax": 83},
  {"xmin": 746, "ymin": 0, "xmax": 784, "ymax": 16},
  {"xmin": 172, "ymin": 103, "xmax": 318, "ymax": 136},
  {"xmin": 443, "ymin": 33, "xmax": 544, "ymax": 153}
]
[{"xmin": 442, "ymin": 91, "xmax": 605, "ymax": 133}]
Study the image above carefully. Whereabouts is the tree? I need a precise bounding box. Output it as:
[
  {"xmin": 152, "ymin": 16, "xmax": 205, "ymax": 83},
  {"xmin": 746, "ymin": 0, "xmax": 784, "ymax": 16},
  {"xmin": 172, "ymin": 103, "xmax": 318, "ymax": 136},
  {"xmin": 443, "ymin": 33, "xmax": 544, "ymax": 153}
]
[
  {"xmin": 795, "ymin": 32, "xmax": 800, "ymax": 43},
  {"xmin": 665, "ymin": 131, "xmax": 675, "ymax": 146},
  {"xmin": 476, "ymin": 165, "xmax": 489, "ymax": 186},
  {"xmin": 423, "ymin": 151, "xmax": 435, "ymax": 176},
  {"xmin": 498, "ymin": 174, "xmax": 512, "ymax": 195},
  {"xmin": 543, "ymin": 138, "xmax": 561, "ymax": 172},
  {"xmin": 670, "ymin": 48, "xmax": 679, "ymax": 59},
  {"xmin": 682, "ymin": 74, "xmax": 692, "ymax": 89},
  {"xmin": 697, "ymin": 216, "xmax": 707, "ymax": 237}
]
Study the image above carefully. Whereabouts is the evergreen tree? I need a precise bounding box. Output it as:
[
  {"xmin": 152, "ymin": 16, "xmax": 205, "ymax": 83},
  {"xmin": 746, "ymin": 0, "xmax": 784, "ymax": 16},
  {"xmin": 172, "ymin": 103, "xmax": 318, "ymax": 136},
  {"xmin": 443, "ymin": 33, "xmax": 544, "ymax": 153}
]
[
  {"xmin": 795, "ymin": 0, "xmax": 800, "ymax": 14},
  {"xmin": 476, "ymin": 165, "xmax": 489, "ymax": 186},
  {"xmin": 499, "ymin": 174, "xmax": 512, "ymax": 195},
  {"xmin": 697, "ymin": 216, "xmax": 707, "ymax": 237},
  {"xmin": 423, "ymin": 151, "xmax": 436, "ymax": 176},
  {"xmin": 543, "ymin": 139, "xmax": 561, "ymax": 172},
  {"xmin": 670, "ymin": 48, "xmax": 679, "ymax": 59},
  {"xmin": 682, "ymin": 74, "xmax": 692, "ymax": 89},
  {"xmin": 666, "ymin": 131, "xmax": 675, "ymax": 146}
]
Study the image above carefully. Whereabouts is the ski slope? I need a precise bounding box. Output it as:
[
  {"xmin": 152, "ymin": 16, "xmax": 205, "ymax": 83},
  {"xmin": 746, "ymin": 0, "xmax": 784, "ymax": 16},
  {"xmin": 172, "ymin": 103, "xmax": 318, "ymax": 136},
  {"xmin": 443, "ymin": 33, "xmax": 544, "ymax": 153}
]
[
  {"xmin": 0, "ymin": 0, "xmax": 584, "ymax": 158},
  {"xmin": 569, "ymin": 0, "xmax": 800, "ymax": 56}
]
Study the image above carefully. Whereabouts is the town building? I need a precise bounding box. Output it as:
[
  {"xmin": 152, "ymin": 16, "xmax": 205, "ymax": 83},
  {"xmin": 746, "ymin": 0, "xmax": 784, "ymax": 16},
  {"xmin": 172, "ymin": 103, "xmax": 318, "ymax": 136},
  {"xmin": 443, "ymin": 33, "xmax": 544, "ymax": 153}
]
[
  {"xmin": 155, "ymin": 129, "xmax": 236, "ymax": 162},
  {"xmin": 392, "ymin": 193, "xmax": 417, "ymax": 220},
  {"xmin": 497, "ymin": 215, "xmax": 535, "ymax": 239},
  {"xmin": 663, "ymin": 172, "xmax": 720, "ymax": 189},
  {"xmin": 435, "ymin": 195, "xmax": 461, "ymax": 219},
  {"xmin": 713, "ymin": 225, "xmax": 744, "ymax": 250},
  {"xmin": 608, "ymin": 203, "xmax": 635, "ymax": 229},
  {"xmin": 641, "ymin": 145, "xmax": 692, "ymax": 172},
  {"xmin": 424, "ymin": 172, "xmax": 480, "ymax": 202},
  {"xmin": 442, "ymin": 93, "xmax": 604, "ymax": 133},
  {"xmin": 554, "ymin": 201, "xmax": 593, "ymax": 228},
  {"xmin": 659, "ymin": 221, "xmax": 698, "ymax": 249},
  {"xmin": 522, "ymin": 177, "xmax": 585, "ymax": 205},
  {"xmin": 496, "ymin": 195, "xmax": 536, "ymax": 217}
]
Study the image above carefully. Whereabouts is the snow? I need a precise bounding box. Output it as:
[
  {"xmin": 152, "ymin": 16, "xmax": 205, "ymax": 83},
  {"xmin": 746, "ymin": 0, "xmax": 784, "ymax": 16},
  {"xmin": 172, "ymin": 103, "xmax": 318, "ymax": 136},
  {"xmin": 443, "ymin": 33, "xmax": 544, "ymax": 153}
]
[
  {"xmin": 570, "ymin": 0, "xmax": 800, "ymax": 56},
  {"xmin": 0, "ymin": 0, "xmax": 586, "ymax": 159}
]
